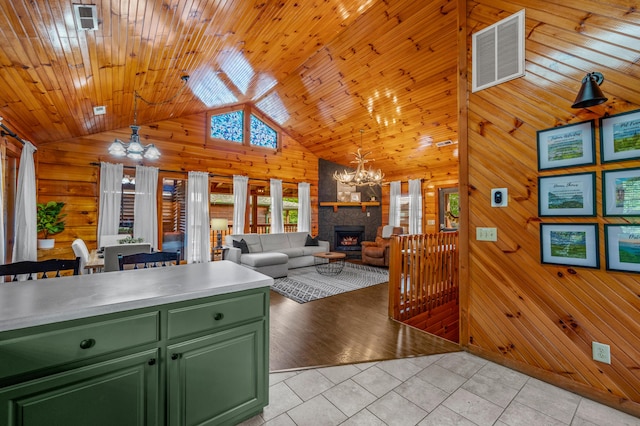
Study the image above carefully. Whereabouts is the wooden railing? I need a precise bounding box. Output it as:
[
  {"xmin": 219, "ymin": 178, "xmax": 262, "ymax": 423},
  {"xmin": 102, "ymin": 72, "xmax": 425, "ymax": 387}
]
[{"xmin": 388, "ymin": 232, "xmax": 459, "ymax": 322}]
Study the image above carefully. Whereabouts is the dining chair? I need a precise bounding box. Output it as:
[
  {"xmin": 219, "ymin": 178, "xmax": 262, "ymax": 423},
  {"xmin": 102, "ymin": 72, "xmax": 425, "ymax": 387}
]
[
  {"xmin": 0, "ymin": 258, "xmax": 81, "ymax": 282},
  {"xmin": 71, "ymin": 238, "xmax": 92, "ymax": 274},
  {"xmin": 118, "ymin": 250, "xmax": 181, "ymax": 270},
  {"xmin": 102, "ymin": 243, "xmax": 152, "ymax": 272}
]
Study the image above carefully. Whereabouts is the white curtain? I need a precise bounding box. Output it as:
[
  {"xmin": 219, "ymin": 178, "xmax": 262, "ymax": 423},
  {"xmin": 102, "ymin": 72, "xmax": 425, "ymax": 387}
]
[
  {"xmin": 389, "ymin": 180, "xmax": 401, "ymax": 227},
  {"xmin": 12, "ymin": 142, "xmax": 37, "ymax": 264},
  {"xmin": 297, "ymin": 182, "xmax": 311, "ymax": 233},
  {"xmin": 186, "ymin": 171, "xmax": 210, "ymax": 263},
  {"xmin": 133, "ymin": 165, "xmax": 158, "ymax": 249},
  {"xmin": 409, "ymin": 179, "xmax": 423, "ymax": 234},
  {"xmin": 97, "ymin": 162, "xmax": 123, "ymax": 248},
  {"xmin": 232, "ymin": 175, "xmax": 248, "ymax": 234},
  {"xmin": 270, "ymin": 178, "xmax": 283, "ymax": 234}
]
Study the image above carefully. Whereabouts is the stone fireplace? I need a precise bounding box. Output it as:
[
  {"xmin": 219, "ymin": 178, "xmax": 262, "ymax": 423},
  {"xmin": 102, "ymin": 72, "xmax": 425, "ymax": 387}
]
[{"xmin": 334, "ymin": 225, "xmax": 365, "ymax": 252}]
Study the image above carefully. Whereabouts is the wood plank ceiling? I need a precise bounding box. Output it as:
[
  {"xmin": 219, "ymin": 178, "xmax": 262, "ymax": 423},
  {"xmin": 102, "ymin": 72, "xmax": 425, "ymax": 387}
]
[{"xmin": 0, "ymin": 0, "xmax": 459, "ymax": 181}]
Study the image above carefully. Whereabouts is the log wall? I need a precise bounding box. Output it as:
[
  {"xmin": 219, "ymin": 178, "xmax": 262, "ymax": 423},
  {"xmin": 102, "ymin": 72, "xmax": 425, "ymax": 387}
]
[
  {"xmin": 461, "ymin": 0, "xmax": 640, "ymax": 416},
  {"xmin": 34, "ymin": 111, "xmax": 320, "ymax": 256}
]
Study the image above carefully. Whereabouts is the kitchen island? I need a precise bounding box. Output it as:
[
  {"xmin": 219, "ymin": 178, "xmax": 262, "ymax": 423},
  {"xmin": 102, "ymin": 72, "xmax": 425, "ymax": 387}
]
[{"xmin": 0, "ymin": 261, "xmax": 272, "ymax": 426}]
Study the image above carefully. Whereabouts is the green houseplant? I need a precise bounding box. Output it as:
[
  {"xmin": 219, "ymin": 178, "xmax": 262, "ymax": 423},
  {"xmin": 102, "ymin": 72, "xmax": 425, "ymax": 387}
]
[{"xmin": 37, "ymin": 201, "xmax": 66, "ymax": 249}]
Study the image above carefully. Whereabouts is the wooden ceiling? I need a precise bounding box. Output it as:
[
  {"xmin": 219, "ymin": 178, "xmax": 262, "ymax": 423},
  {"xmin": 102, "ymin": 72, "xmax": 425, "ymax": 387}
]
[{"xmin": 0, "ymin": 0, "xmax": 459, "ymax": 180}]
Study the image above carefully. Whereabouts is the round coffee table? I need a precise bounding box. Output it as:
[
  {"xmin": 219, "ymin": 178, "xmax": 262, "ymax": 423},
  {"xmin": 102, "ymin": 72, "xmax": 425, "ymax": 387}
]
[{"xmin": 313, "ymin": 252, "xmax": 347, "ymax": 276}]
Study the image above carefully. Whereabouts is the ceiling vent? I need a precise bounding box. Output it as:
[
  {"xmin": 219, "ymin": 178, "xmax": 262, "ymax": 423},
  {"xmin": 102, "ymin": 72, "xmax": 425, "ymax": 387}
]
[
  {"xmin": 73, "ymin": 4, "xmax": 98, "ymax": 31},
  {"xmin": 472, "ymin": 9, "xmax": 525, "ymax": 92},
  {"xmin": 93, "ymin": 106, "xmax": 106, "ymax": 115},
  {"xmin": 436, "ymin": 140, "xmax": 455, "ymax": 147}
]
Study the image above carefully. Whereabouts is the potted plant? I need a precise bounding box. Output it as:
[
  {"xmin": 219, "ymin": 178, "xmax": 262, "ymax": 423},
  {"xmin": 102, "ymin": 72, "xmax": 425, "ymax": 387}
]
[{"xmin": 37, "ymin": 201, "xmax": 66, "ymax": 249}]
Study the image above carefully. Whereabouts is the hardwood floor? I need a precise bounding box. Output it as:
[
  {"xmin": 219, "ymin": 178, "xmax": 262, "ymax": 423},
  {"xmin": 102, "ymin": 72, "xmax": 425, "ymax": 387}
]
[{"xmin": 269, "ymin": 282, "xmax": 461, "ymax": 372}]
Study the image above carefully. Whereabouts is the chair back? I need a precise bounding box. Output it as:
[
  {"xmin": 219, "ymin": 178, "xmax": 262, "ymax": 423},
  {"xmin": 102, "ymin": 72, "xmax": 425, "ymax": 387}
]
[
  {"xmin": 71, "ymin": 239, "xmax": 90, "ymax": 273},
  {"xmin": 118, "ymin": 251, "xmax": 181, "ymax": 270},
  {"xmin": 0, "ymin": 258, "xmax": 81, "ymax": 282},
  {"xmin": 99, "ymin": 234, "xmax": 128, "ymax": 248},
  {"xmin": 103, "ymin": 243, "xmax": 152, "ymax": 272}
]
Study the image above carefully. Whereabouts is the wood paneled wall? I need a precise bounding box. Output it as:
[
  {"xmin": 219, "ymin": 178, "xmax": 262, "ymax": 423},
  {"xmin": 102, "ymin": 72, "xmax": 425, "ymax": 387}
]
[
  {"xmin": 462, "ymin": 0, "xmax": 640, "ymax": 416},
  {"xmin": 34, "ymin": 111, "xmax": 320, "ymax": 255}
]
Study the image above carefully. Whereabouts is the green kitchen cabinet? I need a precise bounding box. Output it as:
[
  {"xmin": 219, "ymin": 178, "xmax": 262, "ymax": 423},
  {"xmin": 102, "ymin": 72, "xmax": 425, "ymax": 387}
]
[
  {"xmin": 0, "ymin": 349, "xmax": 160, "ymax": 426},
  {"xmin": 167, "ymin": 321, "xmax": 267, "ymax": 426},
  {"xmin": 0, "ymin": 285, "xmax": 270, "ymax": 426}
]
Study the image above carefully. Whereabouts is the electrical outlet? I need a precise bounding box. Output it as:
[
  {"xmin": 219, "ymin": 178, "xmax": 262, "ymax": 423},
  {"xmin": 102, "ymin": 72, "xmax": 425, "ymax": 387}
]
[
  {"xmin": 592, "ymin": 342, "xmax": 611, "ymax": 364},
  {"xmin": 476, "ymin": 227, "xmax": 497, "ymax": 241}
]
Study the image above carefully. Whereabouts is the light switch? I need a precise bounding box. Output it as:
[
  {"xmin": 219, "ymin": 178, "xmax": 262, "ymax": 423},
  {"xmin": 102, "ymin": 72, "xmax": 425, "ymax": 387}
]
[{"xmin": 476, "ymin": 227, "xmax": 497, "ymax": 241}]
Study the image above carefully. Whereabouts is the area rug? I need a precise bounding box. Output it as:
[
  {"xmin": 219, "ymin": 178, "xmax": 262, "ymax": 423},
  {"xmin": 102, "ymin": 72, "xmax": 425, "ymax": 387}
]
[{"xmin": 271, "ymin": 263, "xmax": 389, "ymax": 303}]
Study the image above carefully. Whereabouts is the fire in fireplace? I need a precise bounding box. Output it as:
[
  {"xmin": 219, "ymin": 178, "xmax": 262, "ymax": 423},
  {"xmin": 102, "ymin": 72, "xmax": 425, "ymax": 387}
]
[{"xmin": 334, "ymin": 225, "xmax": 365, "ymax": 252}]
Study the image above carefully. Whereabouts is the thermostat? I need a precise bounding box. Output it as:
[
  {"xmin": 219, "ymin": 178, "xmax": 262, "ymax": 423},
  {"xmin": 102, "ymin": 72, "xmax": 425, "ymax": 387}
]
[{"xmin": 491, "ymin": 188, "xmax": 508, "ymax": 207}]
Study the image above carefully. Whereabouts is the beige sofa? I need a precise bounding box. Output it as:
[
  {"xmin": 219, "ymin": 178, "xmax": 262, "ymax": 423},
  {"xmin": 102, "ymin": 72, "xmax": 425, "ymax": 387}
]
[{"xmin": 224, "ymin": 232, "xmax": 329, "ymax": 278}]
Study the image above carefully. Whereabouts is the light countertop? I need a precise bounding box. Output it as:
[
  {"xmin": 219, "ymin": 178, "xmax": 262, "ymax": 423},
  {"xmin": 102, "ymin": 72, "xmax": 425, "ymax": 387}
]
[{"xmin": 0, "ymin": 261, "xmax": 273, "ymax": 332}]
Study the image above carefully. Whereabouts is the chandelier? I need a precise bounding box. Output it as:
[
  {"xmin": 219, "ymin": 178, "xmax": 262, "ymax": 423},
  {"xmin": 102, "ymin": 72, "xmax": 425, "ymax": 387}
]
[
  {"xmin": 108, "ymin": 75, "xmax": 189, "ymax": 160},
  {"xmin": 333, "ymin": 130, "xmax": 384, "ymax": 186}
]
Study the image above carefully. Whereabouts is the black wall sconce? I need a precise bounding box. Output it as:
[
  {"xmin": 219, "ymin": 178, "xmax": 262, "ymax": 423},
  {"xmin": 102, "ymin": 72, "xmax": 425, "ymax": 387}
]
[{"xmin": 571, "ymin": 72, "xmax": 608, "ymax": 109}]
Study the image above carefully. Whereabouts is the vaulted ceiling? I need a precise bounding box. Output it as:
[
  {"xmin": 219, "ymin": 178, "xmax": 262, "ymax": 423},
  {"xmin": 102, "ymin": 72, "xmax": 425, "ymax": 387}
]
[{"xmin": 0, "ymin": 0, "xmax": 459, "ymax": 180}]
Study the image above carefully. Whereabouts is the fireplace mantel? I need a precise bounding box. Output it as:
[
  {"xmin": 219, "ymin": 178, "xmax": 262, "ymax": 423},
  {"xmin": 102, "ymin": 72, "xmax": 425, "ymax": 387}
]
[{"xmin": 320, "ymin": 201, "xmax": 380, "ymax": 212}]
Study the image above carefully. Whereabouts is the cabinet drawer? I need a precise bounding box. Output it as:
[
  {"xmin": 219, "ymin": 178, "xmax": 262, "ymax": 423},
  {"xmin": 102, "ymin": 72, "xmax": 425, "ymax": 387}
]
[
  {"xmin": 0, "ymin": 312, "xmax": 159, "ymax": 380},
  {"xmin": 167, "ymin": 292, "xmax": 265, "ymax": 340}
]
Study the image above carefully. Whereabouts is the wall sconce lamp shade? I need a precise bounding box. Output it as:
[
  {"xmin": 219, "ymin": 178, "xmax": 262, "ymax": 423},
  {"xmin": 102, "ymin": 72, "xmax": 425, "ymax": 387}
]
[
  {"xmin": 571, "ymin": 72, "xmax": 608, "ymax": 109},
  {"xmin": 210, "ymin": 218, "xmax": 229, "ymax": 249}
]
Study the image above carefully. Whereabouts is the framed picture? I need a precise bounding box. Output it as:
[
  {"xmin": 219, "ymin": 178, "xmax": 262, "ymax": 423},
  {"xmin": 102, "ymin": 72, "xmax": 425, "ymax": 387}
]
[
  {"xmin": 538, "ymin": 172, "xmax": 596, "ymax": 216},
  {"xmin": 602, "ymin": 167, "xmax": 640, "ymax": 216},
  {"xmin": 537, "ymin": 120, "xmax": 596, "ymax": 170},
  {"xmin": 605, "ymin": 224, "xmax": 640, "ymax": 273},
  {"xmin": 600, "ymin": 109, "xmax": 640, "ymax": 163},
  {"xmin": 350, "ymin": 192, "xmax": 361, "ymax": 202},
  {"xmin": 540, "ymin": 223, "xmax": 599, "ymax": 269}
]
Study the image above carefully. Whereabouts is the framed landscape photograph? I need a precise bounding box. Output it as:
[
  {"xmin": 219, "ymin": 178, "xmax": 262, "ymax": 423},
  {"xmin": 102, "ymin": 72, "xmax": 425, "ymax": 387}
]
[
  {"xmin": 605, "ymin": 224, "xmax": 640, "ymax": 273},
  {"xmin": 350, "ymin": 192, "xmax": 361, "ymax": 202},
  {"xmin": 538, "ymin": 172, "xmax": 596, "ymax": 216},
  {"xmin": 600, "ymin": 109, "xmax": 640, "ymax": 163},
  {"xmin": 602, "ymin": 167, "xmax": 640, "ymax": 216},
  {"xmin": 540, "ymin": 223, "xmax": 599, "ymax": 269},
  {"xmin": 537, "ymin": 120, "xmax": 596, "ymax": 170}
]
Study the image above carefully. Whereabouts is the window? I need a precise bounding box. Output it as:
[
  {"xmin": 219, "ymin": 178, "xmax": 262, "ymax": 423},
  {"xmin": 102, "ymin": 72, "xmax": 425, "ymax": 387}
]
[
  {"xmin": 250, "ymin": 114, "xmax": 277, "ymax": 149},
  {"xmin": 207, "ymin": 105, "xmax": 280, "ymax": 150},
  {"xmin": 439, "ymin": 187, "xmax": 459, "ymax": 231},
  {"xmin": 119, "ymin": 177, "xmax": 135, "ymax": 234},
  {"xmin": 209, "ymin": 110, "xmax": 244, "ymax": 143},
  {"xmin": 162, "ymin": 178, "xmax": 186, "ymax": 258}
]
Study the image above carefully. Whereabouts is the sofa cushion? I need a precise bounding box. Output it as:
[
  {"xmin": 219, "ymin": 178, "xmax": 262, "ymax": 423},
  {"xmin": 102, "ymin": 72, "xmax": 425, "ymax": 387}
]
[
  {"xmin": 287, "ymin": 232, "xmax": 308, "ymax": 248},
  {"xmin": 260, "ymin": 233, "xmax": 291, "ymax": 252},
  {"xmin": 301, "ymin": 246, "xmax": 327, "ymax": 256},
  {"xmin": 238, "ymin": 234, "xmax": 263, "ymax": 253},
  {"xmin": 305, "ymin": 235, "xmax": 319, "ymax": 246},
  {"xmin": 233, "ymin": 239, "xmax": 249, "ymax": 254},
  {"xmin": 274, "ymin": 247, "xmax": 304, "ymax": 258},
  {"xmin": 241, "ymin": 252, "xmax": 288, "ymax": 268},
  {"xmin": 363, "ymin": 246, "xmax": 385, "ymax": 258}
]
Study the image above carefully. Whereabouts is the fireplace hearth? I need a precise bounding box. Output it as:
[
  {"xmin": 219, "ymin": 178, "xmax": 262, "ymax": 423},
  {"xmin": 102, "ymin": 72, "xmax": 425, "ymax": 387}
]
[{"xmin": 334, "ymin": 225, "xmax": 365, "ymax": 252}]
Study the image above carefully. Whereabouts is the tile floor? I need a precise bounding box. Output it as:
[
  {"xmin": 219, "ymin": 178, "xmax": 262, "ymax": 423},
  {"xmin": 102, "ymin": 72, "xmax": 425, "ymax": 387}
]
[{"xmin": 240, "ymin": 351, "xmax": 640, "ymax": 426}]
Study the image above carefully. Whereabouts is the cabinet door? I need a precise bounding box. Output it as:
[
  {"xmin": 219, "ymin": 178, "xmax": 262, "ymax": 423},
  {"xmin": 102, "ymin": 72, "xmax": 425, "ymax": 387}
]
[
  {"xmin": 0, "ymin": 349, "xmax": 159, "ymax": 426},
  {"xmin": 167, "ymin": 321, "xmax": 267, "ymax": 426}
]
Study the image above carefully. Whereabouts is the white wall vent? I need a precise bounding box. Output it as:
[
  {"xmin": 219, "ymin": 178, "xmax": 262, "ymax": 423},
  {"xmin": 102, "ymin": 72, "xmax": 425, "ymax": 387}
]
[
  {"xmin": 472, "ymin": 9, "xmax": 525, "ymax": 92},
  {"xmin": 73, "ymin": 4, "xmax": 99, "ymax": 31},
  {"xmin": 436, "ymin": 140, "xmax": 455, "ymax": 147},
  {"xmin": 93, "ymin": 106, "xmax": 106, "ymax": 115}
]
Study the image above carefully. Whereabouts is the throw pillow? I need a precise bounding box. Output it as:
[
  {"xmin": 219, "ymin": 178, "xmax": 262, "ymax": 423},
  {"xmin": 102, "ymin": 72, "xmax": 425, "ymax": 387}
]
[
  {"xmin": 305, "ymin": 234, "xmax": 319, "ymax": 246},
  {"xmin": 233, "ymin": 239, "xmax": 249, "ymax": 254}
]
